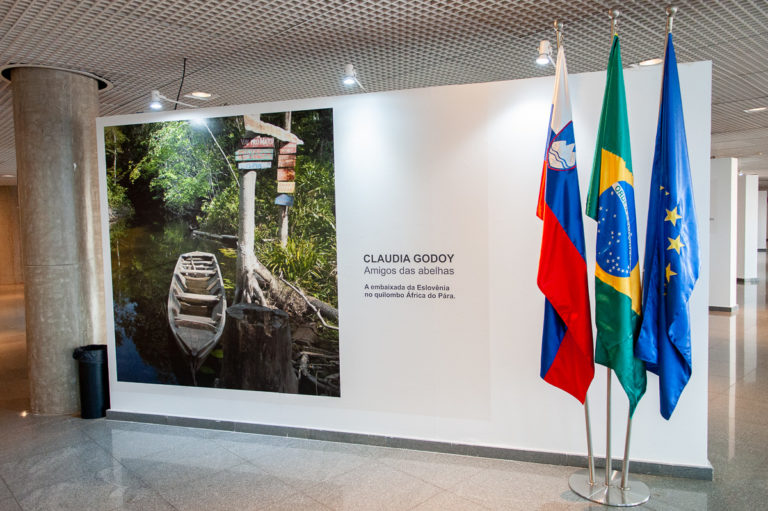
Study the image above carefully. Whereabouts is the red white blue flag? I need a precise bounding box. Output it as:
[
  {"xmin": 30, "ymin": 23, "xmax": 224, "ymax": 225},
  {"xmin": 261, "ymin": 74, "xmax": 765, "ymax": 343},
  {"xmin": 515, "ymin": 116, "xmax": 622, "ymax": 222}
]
[{"xmin": 536, "ymin": 44, "xmax": 595, "ymax": 402}]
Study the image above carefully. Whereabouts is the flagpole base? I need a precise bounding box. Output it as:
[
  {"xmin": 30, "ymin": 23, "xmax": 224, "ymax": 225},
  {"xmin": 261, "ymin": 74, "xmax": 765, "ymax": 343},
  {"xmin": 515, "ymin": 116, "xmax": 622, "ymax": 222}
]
[{"xmin": 569, "ymin": 469, "xmax": 650, "ymax": 507}]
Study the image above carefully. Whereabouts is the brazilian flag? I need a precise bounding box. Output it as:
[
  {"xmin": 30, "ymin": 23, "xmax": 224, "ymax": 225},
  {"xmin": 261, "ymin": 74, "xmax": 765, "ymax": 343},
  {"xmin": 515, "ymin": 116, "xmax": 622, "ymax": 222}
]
[{"xmin": 586, "ymin": 35, "xmax": 647, "ymax": 417}]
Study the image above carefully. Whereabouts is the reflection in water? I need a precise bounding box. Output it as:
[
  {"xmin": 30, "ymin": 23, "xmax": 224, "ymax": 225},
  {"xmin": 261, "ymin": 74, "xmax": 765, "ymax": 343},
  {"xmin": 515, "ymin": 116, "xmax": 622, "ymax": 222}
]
[
  {"xmin": 728, "ymin": 313, "xmax": 736, "ymax": 460},
  {"xmin": 111, "ymin": 219, "xmax": 235, "ymax": 386},
  {"xmin": 743, "ymin": 283, "xmax": 757, "ymax": 382}
]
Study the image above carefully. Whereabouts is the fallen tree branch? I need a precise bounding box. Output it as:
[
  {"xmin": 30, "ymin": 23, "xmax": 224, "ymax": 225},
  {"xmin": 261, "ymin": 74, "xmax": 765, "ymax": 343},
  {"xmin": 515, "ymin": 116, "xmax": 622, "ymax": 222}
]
[
  {"xmin": 192, "ymin": 230, "xmax": 238, "ymax": 246},
  {"xmin": 279, "ymin": 276, "xmax": 339, "ymax": 329}
]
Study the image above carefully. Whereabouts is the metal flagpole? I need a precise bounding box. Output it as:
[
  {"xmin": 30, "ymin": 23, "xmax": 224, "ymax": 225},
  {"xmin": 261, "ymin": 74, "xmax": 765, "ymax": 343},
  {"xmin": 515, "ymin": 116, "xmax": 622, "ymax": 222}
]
[
  {"xmin": 549, "ymin": 17, "xmax": 597, "ymax": 495},
  {"xmin": 569, "ymin": 9, "xmax": 652, "ymax": 506},
  {"xmin": 620, "ymin": 409, "xmax": 633, "ymax": 489},
  {"xmin": 585, "ymin": 397, "xmax": 595, "ymax": 485},
  {"xmin": 605, "ymin": 368, "xmax": 613, "ymax": 484},
  {"xmin": 603, "ymin": 9, "xmax": 617, "ymax": 485}
]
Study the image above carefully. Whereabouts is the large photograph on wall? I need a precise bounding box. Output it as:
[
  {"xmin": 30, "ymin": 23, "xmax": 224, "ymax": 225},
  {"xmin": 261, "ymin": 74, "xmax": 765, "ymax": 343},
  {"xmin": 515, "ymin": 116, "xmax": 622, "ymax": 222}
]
[{"xmin": 104, "ymin": 108, "xmax": 339, "ymax": 397}]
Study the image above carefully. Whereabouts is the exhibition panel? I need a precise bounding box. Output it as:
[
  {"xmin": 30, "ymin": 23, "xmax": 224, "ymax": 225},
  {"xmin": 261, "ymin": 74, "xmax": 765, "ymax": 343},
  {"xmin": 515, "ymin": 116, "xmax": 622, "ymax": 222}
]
[{"xmin": 98, "ymin": 61, "xmax": 711, "ymax": 471}]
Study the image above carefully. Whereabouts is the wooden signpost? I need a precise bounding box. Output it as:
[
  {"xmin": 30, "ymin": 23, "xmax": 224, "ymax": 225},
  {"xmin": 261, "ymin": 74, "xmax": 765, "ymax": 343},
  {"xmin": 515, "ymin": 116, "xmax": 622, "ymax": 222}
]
[
  {"xmin": 241, "ymin": 136, "xmax": 275, "ymax": 148},
  {"xmin": 235, "ymin": 148, "xmax": 274, "ymax": 162},
  {"xmin": 277, "ymin": 154, "xmax": 296, "ymax": 168},
  {"xmin": 277, "ymin": 181, "xmax": 295, "ymax": 194},
  {"xmin": 238, "ymin": 161, "xmax": 272, "ymax": 170},
  {"xmin": 237, "ymin": 114, "xmax": 305, "ymax": 251},
  {"xmin": 274, "ymin": 193, "xmax": 294, "ymax": 207},
  {"xmin": 277, "ymin": 168, "xmax": 295, "ymax": 181}
]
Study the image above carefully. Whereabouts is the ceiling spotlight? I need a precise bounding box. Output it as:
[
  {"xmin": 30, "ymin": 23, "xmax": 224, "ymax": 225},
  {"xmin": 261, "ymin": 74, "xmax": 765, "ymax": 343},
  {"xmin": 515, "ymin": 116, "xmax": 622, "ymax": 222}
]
[
  {"xmin": 639, "ymin": 58, "xmax": 663, "ymax": 66},
  {"xmin": 341, "ymin": 63, "xmax": 367, "ymax": 92},
  {"xmin": 188, "ymin": 91, "xmax": 212, "ymax": 99},
  {"xmin": 149, "ymin": 89, "xmax": 196, "ymax": 110},
  {"xmin": 342, "ymin": 64, "xmax": 357, "ymax": 86},
  {"xmin": 149, "ymin": 90, "xmax": 163, "ymax": 110},
  {"xmin": 536, "ymin": 40, "xmax": 553, "ymax": 66},
  {"xmin": 744, "ymin": 106, "xmax": 767, "ymax": 113}
]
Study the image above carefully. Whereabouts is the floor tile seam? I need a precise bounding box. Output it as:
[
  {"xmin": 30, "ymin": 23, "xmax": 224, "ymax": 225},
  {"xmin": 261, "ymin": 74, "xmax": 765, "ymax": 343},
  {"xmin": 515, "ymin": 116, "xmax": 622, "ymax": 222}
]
[
  {"xmin": 434, "ymin": 483, "xmax": 495, "ymax": 510},
  {"xmin": 94, "ymin": 434, "xmax": 220, "ymax": 463},
  {"xmin": 119, "ymin": 452, "xmax": 253, "ymax": 493},
  {"xmin": 0, "ymin": 473, "xmax": 19, "ymax": 509},
  {"xmin": 374, "ymin": 455, "xmax": 486, "ymax": 492},
  {"xmin": 3, "ymin": 457, "xmax": 140, "ymax": 502},
  {"xmin": 250, "ymin": 454, "xmax": 361, "ymax": 494},
  {"xmin": 378, "ymin": 458, "xmax": 458, "ymax": 495},
  {"xmin": 102, "ymin": 487, "xmax": 180, "ymax": 511},
  {"xmin": 268, "ymin": 488, "xmax": 330, "ymax": 511},
  {"xmin": 138, "ymin": 462, "xmax": 258, "ymax": 509},
  {"xmin": 0, "ymin": 436, "xmax": 116, "ymax": 478},
  {"xmin": 404, "ymin": 488, "xmax": 471, "ymax": 511},
  {"xmin": 212, "ymin": 437, "xmax": 286, "ymax": 465},
  {"xmin": 0, "ymin": 495, "xmax": 23, "ymax": 511}
]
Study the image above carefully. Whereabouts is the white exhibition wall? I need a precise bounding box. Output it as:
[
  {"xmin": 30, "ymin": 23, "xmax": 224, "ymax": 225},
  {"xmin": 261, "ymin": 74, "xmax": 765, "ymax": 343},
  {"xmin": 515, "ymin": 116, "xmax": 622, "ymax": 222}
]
[{"xmin": 98, "ymin": 61, "xmax": 712, "ymax": 469}]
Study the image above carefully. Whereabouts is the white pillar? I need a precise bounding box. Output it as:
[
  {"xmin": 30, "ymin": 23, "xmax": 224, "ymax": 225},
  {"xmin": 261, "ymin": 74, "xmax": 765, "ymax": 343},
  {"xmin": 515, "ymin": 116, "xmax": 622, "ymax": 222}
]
[
  {"xmin": 758, "ymin": 190, "xmax": 767, "ymax": 251},
  {"xmin": 737, "ymin": 173, "xmax": 758, "ymax": 282},
  {"xmin": 709, "ymin": 158, "xmax": 738, "ymax": 311}
]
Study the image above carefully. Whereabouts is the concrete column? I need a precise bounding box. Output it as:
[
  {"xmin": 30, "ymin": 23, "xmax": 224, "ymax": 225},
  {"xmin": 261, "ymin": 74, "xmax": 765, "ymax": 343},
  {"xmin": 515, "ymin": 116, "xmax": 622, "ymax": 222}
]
[
  {"xmin": 737, "ymin": 173, "xmax": 758, "ymax": 282},
  {"xmin": 709, "ymin": 158, "xmax": 738, "ymax": 311},
  {"xmin": 11, "ymin": 67, "xmax": 105, "ymax": 414},
  {"xmin": 758, "ymin": 190, "xmax": 767, "ymax": 251}
]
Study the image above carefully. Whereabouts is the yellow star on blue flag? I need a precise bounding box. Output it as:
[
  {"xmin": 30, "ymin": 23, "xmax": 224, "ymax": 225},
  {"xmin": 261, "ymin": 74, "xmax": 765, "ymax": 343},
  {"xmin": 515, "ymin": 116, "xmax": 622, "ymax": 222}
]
[{"xmin": 636, "ymin": 33, "xmax": 700, "ymax": 420}]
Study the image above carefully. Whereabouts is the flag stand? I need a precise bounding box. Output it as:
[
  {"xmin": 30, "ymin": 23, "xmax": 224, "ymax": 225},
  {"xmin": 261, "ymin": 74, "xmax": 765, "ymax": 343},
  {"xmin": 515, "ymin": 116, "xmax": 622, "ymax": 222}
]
[{"xmin": 568, "ymin": 370, "xmax": 650, "ymax": 506}]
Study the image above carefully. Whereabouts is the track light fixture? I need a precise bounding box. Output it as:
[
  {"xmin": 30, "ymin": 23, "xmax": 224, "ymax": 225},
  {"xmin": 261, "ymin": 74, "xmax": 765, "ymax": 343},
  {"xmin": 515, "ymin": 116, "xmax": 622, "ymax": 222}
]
[
  {"xmin": 149, "ymin": 90, "xmax": 163, "ymax": 110},
  {"xmin": 148, "ymin": 89, "xmax": 197, "ymax": 110},
  {"xmin": 536, "ymin": 40, "xmax": 553, "ymax": 66},
  {"xmin": 342, "ymin": 64, "xmax": 357, "ymax": 85},
  {"xmin": 342, "ymin": 64, "xmax": 367, "ymax": 92}
]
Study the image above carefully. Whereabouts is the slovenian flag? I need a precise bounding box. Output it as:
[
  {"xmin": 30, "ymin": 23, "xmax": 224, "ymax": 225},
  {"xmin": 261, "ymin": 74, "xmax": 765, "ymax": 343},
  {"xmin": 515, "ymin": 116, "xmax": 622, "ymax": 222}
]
[
  {"xmin": 585, "ymin": 34, "xmax": 647, "ymax": 417},
  {"xmin": 636, "ymin": 33, "xmax": 699, "ymax": 420},
  {"xmin": 537, "ymin": 43, "xmax": 595, "ymax": 403}
]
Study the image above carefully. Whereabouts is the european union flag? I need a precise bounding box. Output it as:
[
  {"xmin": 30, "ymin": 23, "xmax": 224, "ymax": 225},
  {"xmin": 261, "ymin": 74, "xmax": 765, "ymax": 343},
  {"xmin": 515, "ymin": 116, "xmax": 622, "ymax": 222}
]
[{"xmin": 636, "ymin": 33, "xmax": 699, "ymax": 420}]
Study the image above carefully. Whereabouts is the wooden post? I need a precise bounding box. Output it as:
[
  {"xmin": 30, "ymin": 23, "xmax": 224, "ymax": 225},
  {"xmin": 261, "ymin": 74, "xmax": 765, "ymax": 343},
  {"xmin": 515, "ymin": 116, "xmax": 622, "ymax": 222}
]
[
  {"xmin": 279, "ymin": 111, "xmax": 292, "ymax": 248},
  {"xmin": 234, "ymin": 119, "xmax": 267, "ymax": 305},
  {"xmin": 220, "ymin": 304, "xmax": 298, "ymax": 393}
]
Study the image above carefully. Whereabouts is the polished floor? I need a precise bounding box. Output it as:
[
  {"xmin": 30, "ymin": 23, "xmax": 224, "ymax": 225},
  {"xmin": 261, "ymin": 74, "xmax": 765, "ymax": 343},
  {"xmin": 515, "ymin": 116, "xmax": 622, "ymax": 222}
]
[{"xmin": 1, "ymin": 260, "xmax": 768, "ymax": 510}]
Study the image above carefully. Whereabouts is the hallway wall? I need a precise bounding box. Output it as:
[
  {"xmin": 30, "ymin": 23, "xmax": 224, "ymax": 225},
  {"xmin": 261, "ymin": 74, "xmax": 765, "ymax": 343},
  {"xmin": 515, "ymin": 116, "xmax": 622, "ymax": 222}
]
[{"xmin": 0, "ymin": 186, "xmax": 22, "ymax": 284}]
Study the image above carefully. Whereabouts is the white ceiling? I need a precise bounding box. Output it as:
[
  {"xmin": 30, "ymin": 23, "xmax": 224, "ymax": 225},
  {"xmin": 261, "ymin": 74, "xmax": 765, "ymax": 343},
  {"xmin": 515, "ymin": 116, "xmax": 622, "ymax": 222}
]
[{"xmin": 1, "ymin": 0, "xmax": 767, "ymax": 186}]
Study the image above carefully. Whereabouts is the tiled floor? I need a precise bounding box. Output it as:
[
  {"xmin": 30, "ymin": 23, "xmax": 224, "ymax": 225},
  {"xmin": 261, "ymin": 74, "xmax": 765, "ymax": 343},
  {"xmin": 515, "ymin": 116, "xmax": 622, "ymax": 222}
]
[{"xmin": 2, "ymin": 258, "xmax": 768, "ymax": 510}]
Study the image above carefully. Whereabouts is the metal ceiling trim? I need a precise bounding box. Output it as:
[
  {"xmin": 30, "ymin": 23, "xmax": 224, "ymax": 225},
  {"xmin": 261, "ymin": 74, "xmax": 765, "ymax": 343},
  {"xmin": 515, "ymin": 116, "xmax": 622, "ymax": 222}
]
[{"xmin": 0, "ymin": 64, "xmax": 113, "ymax": 91}]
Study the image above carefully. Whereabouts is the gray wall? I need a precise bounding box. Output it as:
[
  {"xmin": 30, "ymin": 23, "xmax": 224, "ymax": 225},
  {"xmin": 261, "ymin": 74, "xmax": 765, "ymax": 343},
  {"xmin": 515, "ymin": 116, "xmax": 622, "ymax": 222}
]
[{"xmin": 0, "ymin": 186, "xmax": 22, "ymax": 284}]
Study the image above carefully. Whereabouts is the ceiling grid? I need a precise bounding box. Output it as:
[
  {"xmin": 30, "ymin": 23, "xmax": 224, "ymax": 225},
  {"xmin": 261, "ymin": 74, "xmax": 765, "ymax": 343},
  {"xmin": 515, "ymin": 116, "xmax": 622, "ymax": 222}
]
[{"xmin": 0, "ymin": 0, "xmax": 767, "ymax": 181}]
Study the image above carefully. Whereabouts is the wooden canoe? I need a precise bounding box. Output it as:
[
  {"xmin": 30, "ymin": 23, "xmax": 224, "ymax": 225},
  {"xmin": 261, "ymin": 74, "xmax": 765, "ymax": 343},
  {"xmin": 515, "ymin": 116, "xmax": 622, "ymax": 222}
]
[{"xmin": 167, "ymin": 251, "xmax": 226, "ymax": 371}]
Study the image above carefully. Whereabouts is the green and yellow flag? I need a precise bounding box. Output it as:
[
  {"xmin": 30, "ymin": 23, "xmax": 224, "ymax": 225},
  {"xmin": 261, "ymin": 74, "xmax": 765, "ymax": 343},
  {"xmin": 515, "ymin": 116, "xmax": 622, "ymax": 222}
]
[{"xmin": 586, "ymin": 35, "xmax": 647, "ymax": 416}]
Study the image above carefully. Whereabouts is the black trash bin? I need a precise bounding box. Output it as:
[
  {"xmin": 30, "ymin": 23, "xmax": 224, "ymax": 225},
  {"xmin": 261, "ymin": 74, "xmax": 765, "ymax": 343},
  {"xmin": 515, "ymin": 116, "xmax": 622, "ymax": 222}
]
[{"xmin": 72, "ymin": 345, "xmax": 110, "ymax": 419}]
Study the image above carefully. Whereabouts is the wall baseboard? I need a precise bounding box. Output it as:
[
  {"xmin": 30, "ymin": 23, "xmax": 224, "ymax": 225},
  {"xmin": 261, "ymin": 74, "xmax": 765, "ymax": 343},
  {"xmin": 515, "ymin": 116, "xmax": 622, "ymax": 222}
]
[{"xmin": 105, "ymin": 410, "xmax": 714, "ymax": 481}]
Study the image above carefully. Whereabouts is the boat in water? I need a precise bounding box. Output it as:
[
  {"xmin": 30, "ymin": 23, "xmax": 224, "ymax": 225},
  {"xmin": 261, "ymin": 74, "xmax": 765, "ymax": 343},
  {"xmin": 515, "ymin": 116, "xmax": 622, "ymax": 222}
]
[{"xmin": 167, "ymin": 251, "xmax": 226, "ymax": 372}]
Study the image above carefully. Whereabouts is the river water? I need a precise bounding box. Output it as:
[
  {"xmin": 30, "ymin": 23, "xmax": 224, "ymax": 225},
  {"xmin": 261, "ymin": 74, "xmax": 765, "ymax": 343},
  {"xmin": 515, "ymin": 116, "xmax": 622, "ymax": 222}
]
[{"xmin": 110, "ymin": 219, "xmax": 236, "ymax": 387}]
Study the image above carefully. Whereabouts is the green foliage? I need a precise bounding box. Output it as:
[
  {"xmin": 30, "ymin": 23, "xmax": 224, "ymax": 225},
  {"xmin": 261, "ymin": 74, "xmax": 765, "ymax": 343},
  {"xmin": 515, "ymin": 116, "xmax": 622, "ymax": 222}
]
[
  {"xmin": 106, "ymin": 179, "xmax": 134, "ymax": 218},
  {"xmin": 258, "ymin": 238, "xmax": 337, "ymax": 307},
  {"xmin": 252, "ymin": 154, "xmax": 338, "ymax": 306},
  {"xmin": 198, "ymin": 182, "xmax": 240, "ymax": 234},
  {"xmin": 103, "ymin": 126, "xmax": 134, "ymax": 219},
  {"xmin": 291, "ymin": 157, "xmax": 336, "ymax": 241},
  {"xmin": 132, "ymin": 119, "xmax": 242, "ymax": 217}
]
